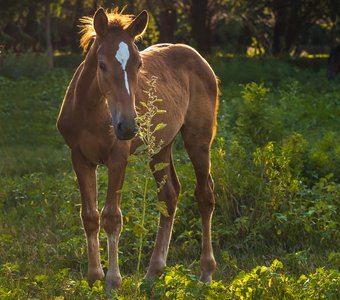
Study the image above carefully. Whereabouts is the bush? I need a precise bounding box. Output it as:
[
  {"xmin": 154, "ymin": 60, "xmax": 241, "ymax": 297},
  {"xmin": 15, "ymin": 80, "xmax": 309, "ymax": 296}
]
[
  {"xmin": 0, "ymin": 52, "xmax": 50, "ymax": 79},
  {"xmin": 229, "ymin": 260, "xmax": 340, "ymax": 300},
  {"xmin": 141, "ymin": 265, "xmax": 227, "ymax": 299},
  {"xmin": 212, "ymin": 80, "xmax": 339, "ymax": 252}
]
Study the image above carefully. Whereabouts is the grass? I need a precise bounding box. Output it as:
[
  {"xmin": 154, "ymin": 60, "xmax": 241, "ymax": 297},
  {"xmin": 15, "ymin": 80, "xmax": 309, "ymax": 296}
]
[{"xmin": 0, "ymin": 54, "xmax": 339, "ymax": 299}]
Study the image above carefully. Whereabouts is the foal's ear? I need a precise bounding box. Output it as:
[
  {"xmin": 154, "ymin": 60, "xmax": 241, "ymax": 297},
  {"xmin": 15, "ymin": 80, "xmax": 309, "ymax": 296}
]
[
  {"xmin": 127, "ymin": 10, "xmax": 149, "ymax": 39},
  {"xmin": 93, "ymin": 8, "xmax": 108, "ymax": 37}
]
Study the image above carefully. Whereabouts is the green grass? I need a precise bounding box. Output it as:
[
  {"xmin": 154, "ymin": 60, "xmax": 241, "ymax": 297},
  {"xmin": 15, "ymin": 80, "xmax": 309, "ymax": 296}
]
[{"xmin": 0, "ymin": 55, "xmax": 339, "ymax": 299}]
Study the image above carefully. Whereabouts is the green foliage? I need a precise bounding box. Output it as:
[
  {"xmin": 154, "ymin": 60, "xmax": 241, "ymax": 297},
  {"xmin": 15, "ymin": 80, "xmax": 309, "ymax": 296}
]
[
  {"xmin": 229, "ymin": 260, "xmax": 291, "ymax": 299},
  {"xmin": 229, "ymin": 260, "xmax": 340, "ymax": 300},
  {"xmin": 296, "ymin": 268, "xmax": 340, "ymax": 300},
  {"xmin": 0, "ymin": 53, "xmax": 50, "ymax": 80},
  {"xmin": 211, "ymin": 76, "xmax": 339, "ymax": 252},
  {"xmin": 140, "ymin": 265, "xmax": 227, "ymax": 299},
  {"xmin": 136, "ymin": 76, "xmax": 167, "ymax": 158},
  {"xmin": 236, "ymin": 82, "xmax": 272, "ymax": 146},
  {"xmin": 0, "ymin": 57, "xmax": 339, "ymax": 298},
  {"xmin": 2, "ymin": 0, "xmax": 339, "ymax": 55},
  {"xmin": 211, "ymin": 57, "xmax": 300, "ymax": 85}
]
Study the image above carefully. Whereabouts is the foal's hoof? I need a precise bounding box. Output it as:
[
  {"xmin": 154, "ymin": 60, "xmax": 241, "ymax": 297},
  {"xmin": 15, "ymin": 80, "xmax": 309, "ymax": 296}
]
[
  {"xmin": 144, "ymin": 269, "xmax": 163, "ymax": 280},
  {"xmin": 200, "ymin": 256, "xmax": 216, "ymax": 283},
  {"xmin": 105, "ymin": 272, "xmax": 122, "ymax": 294},
  {"xmin": 88, "ymin": 268, "xmax": 105, "ymax": 286},
  {"xmin": 199, "ymin": 273, "xmax": 212, "ymax": 282},
  {"xmin": 145, "ymin": 260, "xmax": 166, "ymax": 279}
]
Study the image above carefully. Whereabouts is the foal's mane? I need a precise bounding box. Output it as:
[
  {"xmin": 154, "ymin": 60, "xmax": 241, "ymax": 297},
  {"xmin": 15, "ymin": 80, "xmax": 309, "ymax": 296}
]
[{"xmin": 79, "ymin": 7, "xmax": 134, "ymax": 51}]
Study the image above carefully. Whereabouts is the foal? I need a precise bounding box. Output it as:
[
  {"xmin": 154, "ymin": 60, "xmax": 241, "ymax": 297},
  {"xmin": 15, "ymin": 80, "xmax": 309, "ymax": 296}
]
[{"xmin": 57, "ymin": 8, "xmax": 219, "ymax": 292}]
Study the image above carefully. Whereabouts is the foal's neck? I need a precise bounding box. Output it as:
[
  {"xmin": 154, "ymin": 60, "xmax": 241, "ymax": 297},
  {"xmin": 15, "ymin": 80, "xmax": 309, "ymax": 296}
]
[{"xmin": 75, "ymin": 47, "xmax": 103, "ymax": 109}]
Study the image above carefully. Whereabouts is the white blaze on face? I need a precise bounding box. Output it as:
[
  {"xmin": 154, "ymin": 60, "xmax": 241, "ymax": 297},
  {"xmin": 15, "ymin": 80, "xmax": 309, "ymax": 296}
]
[{"xmin": 115, "ymin": 41, "xmax": 130, "ymax": 95}]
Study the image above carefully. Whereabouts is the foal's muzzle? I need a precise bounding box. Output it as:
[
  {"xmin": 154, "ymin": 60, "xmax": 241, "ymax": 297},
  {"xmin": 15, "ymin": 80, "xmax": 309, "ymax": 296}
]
[{"xmin": 115, "ymin": 119, "xmax": 137, "ymax": 140}]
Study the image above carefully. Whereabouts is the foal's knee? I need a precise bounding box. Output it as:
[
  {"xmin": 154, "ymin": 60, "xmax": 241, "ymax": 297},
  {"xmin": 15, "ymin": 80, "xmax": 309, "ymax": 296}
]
[
  {"xmin": 102, "ymin": 207, "xmax": 122, "ymax": 236},
  {"xmin": 160, "ymin": 184, "xmax": 179, "ymax": 216},
  {"xmin": 81, "ymin": 209, "xmax": 100, "ymax": 235},
  {"xmin": 195, "ymin": 181, "xmax": 215, "ymax": 215}
]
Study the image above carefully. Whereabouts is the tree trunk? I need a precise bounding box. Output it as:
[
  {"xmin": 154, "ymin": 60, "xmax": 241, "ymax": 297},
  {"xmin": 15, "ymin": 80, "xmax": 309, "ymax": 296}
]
[
  {"xmin": 190, "ymin": 0, "xmax": 211, "ymax": 53},
  {"xmin": 158, "ymin": 1, "xmax": 177, "ymax": 43},
  {"xmin": 126, "ymin": 0, "xmax": 135, "ymax": 13},
  {"xmin": 272, "ymin": 0, "xmax": 289, "ymax": 56},
  {"xmin": 71, "ymin": 0, "xmax": 83, "ymax": 52},
  {"xmin": 45, "ymin": 0, "xmax": 53, "ymax": 69},
  {"xmin": 284, "ymin": 2, "xmax": 300, "ymax": 54},
  {"xmin": 92, "ymin": 0, "xmax": 98, "ymax": 12},
  {"xmin": 272, "ymin": 0, "xmax": 306, "ymax": 56},
  {"xmin": 25, "ymin": 2, "xmax": 37, "ymax": 51}
]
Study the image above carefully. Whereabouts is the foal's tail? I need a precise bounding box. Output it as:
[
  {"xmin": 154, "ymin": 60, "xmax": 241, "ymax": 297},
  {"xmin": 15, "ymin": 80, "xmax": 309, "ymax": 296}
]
[{"xmin": 212, "ymin": 77, "xmax": 220, "ymax": 141}]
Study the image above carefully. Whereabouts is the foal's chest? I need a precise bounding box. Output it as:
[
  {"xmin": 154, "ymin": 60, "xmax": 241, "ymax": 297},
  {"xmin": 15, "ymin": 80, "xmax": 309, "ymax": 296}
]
[{"xmin": 78, "ymin": 122, "xmax": 114, "ymax": 165}]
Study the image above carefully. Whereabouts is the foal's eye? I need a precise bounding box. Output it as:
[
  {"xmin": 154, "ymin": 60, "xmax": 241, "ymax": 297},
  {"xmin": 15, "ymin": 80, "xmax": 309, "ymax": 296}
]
[{"xmin": 99, "ymin": 62, "xmax": 107, "ymax": 72}]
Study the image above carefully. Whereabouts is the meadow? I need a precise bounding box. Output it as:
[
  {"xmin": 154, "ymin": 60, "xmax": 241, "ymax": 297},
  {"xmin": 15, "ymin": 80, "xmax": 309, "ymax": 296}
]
[{"xmin": 0, "ymin": 54, "xmax": 339, "ymax": 299}]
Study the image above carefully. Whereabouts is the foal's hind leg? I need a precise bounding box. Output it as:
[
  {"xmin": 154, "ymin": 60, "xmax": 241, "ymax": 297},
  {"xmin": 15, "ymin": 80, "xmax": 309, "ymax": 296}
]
[
  {"xmin": 181, "ymin": 128, "xmax": 217, "ymax": 282},
  {"xmin": 145, "ymin": 143, "xmax": 180, "ymax": 278}
]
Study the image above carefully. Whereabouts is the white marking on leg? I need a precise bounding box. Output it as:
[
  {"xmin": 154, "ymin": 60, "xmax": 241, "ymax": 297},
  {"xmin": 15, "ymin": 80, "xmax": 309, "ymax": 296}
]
[{"xmin": 115, "ymin": 41, "xmax": 130, "ymax": 95}]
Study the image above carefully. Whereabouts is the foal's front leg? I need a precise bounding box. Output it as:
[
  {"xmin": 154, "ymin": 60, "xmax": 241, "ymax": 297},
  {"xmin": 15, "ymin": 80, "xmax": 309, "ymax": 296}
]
[
  {"xmin": 145, "ymin": 145, "xmax": 180, "ymax": 278},
  {"xmin": 101, "ymin": 144, "xmax": 129, "ymax": 292},
  {"xmin": 71, "ymin": 149, "xmax": 104, "ymax": 284}
]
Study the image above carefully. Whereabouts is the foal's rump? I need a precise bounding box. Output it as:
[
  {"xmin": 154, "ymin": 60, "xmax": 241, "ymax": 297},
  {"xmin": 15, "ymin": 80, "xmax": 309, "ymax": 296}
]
[{"xmin": 138, "ymin": 43, "xmax": 219, "ymax": 146}]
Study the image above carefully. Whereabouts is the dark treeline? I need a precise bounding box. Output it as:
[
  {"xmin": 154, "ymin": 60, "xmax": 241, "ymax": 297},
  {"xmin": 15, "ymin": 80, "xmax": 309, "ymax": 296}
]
[{"xmin": 1, "ymin": 0, "xmax": 340, "ymax": 56}]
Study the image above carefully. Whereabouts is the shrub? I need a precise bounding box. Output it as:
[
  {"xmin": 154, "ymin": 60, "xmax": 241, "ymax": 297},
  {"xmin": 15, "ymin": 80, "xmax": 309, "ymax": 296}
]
[
  {"xmin": 236, "ymin": 82, "xmax": 272, "ymax": 146},
  {"xmin": 229, "ymin": 260, "xmax": 340, "ymax": 300},
  {"xmin": 0, "ymin": 52, "xmax": 50, "ymax": 80},
  {"xmin": 140, "ymin": 265, "xmax": 227, "ymax": 299}
]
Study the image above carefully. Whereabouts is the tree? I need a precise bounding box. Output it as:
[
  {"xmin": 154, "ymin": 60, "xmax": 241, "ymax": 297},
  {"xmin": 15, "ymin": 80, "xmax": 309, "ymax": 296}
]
[
  {"xmin": 157, "ymin": 0, "xmax": 177, "ymax": 43},
  {"xmin": 45, "ymin": 0, "xmax": 53, "ymax": 68},
  {"xmin": 230, "ymin": 0, "xmax": 340, "ymax": 56},
  {"xmin": 190, "ymin": 0, "xmax": 210, "ymax": 52},
  {"xmin": 71, "ymin": 0, "xmax": 84, "ymax": 52}
]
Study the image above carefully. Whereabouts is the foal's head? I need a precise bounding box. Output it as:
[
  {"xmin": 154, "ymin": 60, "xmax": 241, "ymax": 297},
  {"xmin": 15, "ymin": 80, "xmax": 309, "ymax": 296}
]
[
  {"xmin": 82, "ymin": 8, "xmax": 148, "ymax": 140},
  {"xmin": 328, "ymin": 45, "xmax": 340, "ymax": 80}
]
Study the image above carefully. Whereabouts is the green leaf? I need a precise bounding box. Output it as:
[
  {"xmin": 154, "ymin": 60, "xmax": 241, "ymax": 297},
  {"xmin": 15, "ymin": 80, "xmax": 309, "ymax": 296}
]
[
  {"xmin": 134, "ymin": 144, "xmax": 148, "ymax": 154},
  {"xmin": 34, "ymin": 274, "xmax": 49, "ymax": 283},
  {"xmin": 133, "ymin": 223, "xmax": 148, "ymax": 236},
  {"xmin": 153, "ymin": 162, "xmax": 169, "ymax": 172},
  {"xmin": 154, "ymin": 123, "xmax": 167, "ymax": 131},
  {"xmin": 156, "ymin": 201, "xmax": 170, "ymax": 217}
]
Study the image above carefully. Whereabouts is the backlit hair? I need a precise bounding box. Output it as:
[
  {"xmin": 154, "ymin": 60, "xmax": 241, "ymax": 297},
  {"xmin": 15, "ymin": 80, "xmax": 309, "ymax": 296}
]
[{"xmin": 79, "ymin": 7, "xmax": 134, "ymax": 51}]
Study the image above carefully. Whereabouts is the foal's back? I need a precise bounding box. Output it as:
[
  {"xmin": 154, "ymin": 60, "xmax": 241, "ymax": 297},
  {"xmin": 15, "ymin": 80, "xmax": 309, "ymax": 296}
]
[{"xmin": 134, "ymin": 43, "xmax": 219, "ymax": 149}]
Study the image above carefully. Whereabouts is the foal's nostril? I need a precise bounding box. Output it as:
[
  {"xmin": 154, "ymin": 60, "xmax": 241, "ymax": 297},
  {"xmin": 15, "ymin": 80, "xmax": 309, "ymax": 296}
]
[
  {"xmin": 117, "ymin": 122, "xmax": 123, "ymax": 132},
  {"xmin": 116, "ymin": 120, "xmax": 137, "ymax": 140}
]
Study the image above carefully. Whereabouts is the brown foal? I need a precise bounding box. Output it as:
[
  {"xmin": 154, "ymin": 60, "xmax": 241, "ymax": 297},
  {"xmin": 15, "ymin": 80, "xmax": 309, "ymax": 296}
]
[{"xmin": 57, "ymin": 7, "xmax": 219, "ymax": 292}]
